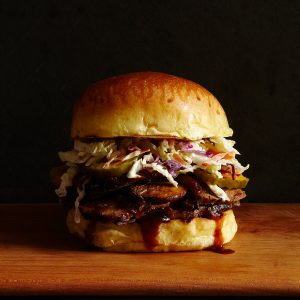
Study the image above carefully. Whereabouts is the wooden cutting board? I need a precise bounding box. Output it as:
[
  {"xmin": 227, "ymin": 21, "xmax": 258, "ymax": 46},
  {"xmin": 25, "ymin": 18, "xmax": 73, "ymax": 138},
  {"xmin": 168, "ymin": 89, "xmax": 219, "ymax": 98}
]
[{"xmin": 0, "ymin": 203, "xmax": 299, "ymax": 296}]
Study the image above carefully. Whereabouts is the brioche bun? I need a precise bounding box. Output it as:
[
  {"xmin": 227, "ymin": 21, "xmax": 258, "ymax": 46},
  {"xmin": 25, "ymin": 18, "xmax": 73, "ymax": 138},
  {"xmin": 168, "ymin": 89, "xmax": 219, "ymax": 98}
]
[
  {"xmin": 66, "ymin": 209, "xmax": 237, "ymax": 252},
  {"xmin": 71, "ymin": 72, "xmax": 233, "ymax": 140}
]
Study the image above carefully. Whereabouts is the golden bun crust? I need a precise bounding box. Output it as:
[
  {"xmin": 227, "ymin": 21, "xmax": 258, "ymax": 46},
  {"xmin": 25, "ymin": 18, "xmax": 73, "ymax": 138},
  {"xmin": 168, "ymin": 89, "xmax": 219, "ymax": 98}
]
[
  {"xmin": 66, "ymin": 209, "xmax": 237, "ymax": 252},
  {"xmin": 71, "ymin": 72, "xmax": 233, "ymax": 140}
]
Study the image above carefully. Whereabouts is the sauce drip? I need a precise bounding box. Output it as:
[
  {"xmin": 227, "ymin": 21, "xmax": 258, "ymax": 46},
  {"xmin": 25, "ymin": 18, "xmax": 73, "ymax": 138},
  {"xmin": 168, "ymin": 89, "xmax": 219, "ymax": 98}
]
[
  {"xmin": 139, "ymin": 213, "xmax": 170, "ymax": 251},
  {"xmin": 207, "ymin": 215, "xmax": 235, "ymax": 255},
  {"xmin": 213, "ymin": 215, "xmax": 224, "ymax": 248}
]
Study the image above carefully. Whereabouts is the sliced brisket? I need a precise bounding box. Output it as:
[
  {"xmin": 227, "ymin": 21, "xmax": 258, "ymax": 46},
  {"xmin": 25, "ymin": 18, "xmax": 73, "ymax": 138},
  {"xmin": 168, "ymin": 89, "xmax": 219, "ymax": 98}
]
[
  {"xmin": 75, "ymin": 173, "xmax": 245, "ymax": 225},
  {"xmin": 131, "ymin": 183, "xmax": 186, "ymax": 203}
]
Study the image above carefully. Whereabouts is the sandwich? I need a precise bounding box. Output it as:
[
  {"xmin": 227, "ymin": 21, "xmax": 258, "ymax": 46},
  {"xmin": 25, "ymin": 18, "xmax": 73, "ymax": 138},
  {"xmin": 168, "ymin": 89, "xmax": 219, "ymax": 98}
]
[{"xmin": 51, "ymin": 71, "xmax": 249, "ymax": 252}]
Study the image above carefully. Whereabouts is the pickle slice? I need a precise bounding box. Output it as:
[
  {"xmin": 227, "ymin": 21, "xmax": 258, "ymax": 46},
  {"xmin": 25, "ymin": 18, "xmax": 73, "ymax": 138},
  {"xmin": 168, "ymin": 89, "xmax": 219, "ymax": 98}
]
[
  {"xmin": 194, "ymin": 169, "xmax": 249, "ymax": 189},
  {"xmin": 86, "ymin": 159, "xmax": 135, "ymax": 177}
]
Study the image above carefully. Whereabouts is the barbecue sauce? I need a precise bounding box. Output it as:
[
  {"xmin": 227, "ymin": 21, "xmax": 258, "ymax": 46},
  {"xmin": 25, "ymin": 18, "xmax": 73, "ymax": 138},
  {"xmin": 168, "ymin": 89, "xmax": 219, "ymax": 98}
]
[
  {"xmin": 207, "ymin": 216, "xmax": 235, "ymax": 254},
  {"xmin": 139, "ymin": 213, "xmax": 235, "ymax": 253},
  {"xmin": 139, "ymin": 213, "xmax": 170, "ymax": 251}
]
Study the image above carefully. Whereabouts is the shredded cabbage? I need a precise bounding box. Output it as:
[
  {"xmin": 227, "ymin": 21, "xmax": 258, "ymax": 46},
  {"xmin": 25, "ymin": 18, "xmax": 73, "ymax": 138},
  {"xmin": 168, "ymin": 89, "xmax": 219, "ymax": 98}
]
[
  {"xmin": 127, "ymin": 158, "xmax": 143, "ymax": 178},
  {"xmin": 55, "ymin": 166, "xmax": 78, "ymax": 197},
  {"xmin": 209, "ymin": 137, "xmax": 240, "ymax": 154},
  {"xmin": 144, "ymin": 163, "xmax": 178, "ymax": 187},
  {"xmin": 121, "ymin": 149, "xmax": 150, "ymax": 161},
  {"xmin": 58, "ymin": 139, "xmax": 116, "ymax": 166},
  {"xmin": 207, "ymin": 184, "xmax": 229, "ymax": 201},
  {"xmin": 74, "ymin": 179, "xmax": 89, "ymax": 224},
  {"xmin": 56, "ymin": 137, "xmax": 249, "ymax": 200}
]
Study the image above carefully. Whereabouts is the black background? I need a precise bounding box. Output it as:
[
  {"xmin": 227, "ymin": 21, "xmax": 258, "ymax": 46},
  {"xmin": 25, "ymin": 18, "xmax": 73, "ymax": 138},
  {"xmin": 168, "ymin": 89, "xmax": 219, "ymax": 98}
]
[{"xmin": 1, "ymin": 0, "xmax": 300, "ymax": 203}]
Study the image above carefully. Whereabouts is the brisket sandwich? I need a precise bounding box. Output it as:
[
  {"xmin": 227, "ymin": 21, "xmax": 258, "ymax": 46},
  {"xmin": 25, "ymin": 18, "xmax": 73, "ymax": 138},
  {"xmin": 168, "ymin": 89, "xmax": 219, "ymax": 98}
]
[{"xmin": 52, "ymin": 72, "xmax": 249, "ymax": 252}]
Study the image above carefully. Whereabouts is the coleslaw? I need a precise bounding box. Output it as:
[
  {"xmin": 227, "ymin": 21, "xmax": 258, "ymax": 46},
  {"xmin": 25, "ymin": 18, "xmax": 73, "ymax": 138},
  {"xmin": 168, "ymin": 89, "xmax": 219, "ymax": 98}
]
[{"xmin": 56, "ymin": 137, "xmax": 249, "ymax": 200}]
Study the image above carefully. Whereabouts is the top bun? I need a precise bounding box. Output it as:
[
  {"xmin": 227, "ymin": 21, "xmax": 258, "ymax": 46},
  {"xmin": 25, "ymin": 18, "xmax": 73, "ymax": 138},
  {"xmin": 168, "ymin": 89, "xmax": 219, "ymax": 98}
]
[{"xmin": 71, "ymin": 72, "xmax": 233, "ymax": 140}]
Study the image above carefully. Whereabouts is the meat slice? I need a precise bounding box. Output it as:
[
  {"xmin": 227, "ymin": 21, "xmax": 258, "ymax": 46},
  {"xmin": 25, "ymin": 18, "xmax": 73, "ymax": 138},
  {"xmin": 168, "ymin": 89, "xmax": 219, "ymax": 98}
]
[
  {"xmin": 79, "ymin": 195, "xmax": 145, "ymax": 225},
  {"xmin": 177, "ymin": 174, "xmax": 219, "ymax": 204},
  {"xmin": 177, "ymin": 174, "xmax": 246, "ymax": 205},
  {"xmin": 131, "ymin": 184, "xmax": 186, "ymax": 203},
  {"xmin": 164, "ymin": 201, "xmax": 236, "ymax": 221},
  {"xmin": 80, "ymin": 201, "xmax": 133, "ymax": 224},
  {"xmin": 78, "ymin": 172, "xmax": 246, "ymax": 225},
  {"xmin": 86, "ymin": 176, "xmax": 145, "ymax": 200},
  {"xmin": 225, "ymin": 188, "xmax": 246, "ymax": 203}
]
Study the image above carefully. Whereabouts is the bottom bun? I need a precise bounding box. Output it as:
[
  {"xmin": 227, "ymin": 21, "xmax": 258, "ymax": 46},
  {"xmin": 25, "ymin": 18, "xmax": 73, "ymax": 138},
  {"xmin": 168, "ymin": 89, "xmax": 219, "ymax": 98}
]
[{"xmin": 66, "ymin": 209, "xmax": 237, "ymax": 252}]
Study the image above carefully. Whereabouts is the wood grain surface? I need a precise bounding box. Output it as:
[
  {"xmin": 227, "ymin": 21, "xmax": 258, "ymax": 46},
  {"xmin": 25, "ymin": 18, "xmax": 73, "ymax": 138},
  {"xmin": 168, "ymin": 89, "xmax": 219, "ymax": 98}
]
[{"xmin": 0, "ymin": 203, "xmax": 299, "ymax": 296}]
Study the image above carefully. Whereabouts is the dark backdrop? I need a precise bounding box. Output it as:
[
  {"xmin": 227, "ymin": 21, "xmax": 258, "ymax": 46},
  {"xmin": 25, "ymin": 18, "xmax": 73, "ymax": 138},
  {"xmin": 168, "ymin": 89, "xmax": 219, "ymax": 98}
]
[{"xmin": 1, "ymin": 0, "xmax": 300, "ymax": 203}]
